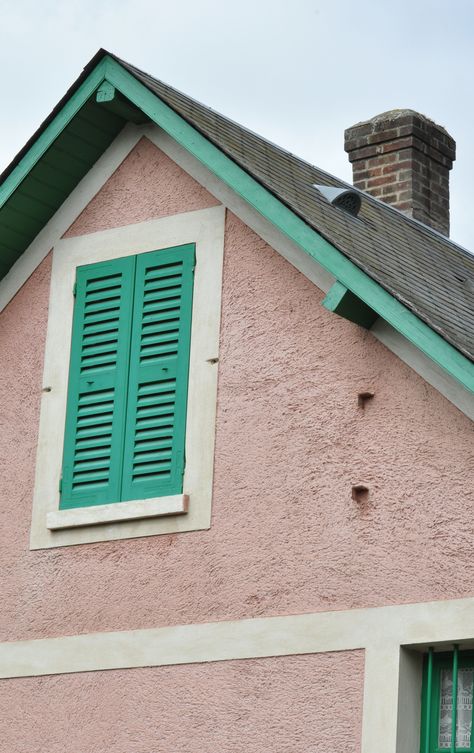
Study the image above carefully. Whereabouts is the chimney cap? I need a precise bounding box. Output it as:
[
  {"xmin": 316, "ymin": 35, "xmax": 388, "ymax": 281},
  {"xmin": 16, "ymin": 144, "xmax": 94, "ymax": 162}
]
[{"xmin": 344, "ymin": 109, "xmax": 456, "ymax": 162}]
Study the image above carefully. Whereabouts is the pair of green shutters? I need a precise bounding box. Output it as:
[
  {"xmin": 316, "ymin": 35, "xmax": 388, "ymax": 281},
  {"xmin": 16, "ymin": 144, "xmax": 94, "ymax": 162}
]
[{"xmin": 60, "ymin": 244, "xmax": 195, "ymax": 510}]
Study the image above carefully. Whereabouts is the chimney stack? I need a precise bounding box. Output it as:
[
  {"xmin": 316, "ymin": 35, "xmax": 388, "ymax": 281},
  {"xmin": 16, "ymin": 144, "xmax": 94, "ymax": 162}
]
[{"xmin": 344, "ymin": 110, "xmax": 456, "ymax": 236}]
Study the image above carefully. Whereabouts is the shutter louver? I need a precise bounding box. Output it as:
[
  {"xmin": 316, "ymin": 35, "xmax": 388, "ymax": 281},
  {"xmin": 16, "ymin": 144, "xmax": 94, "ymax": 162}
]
[
  {"xmin": 60, "ymin": 257, "xmax": 135, "ymax": 508},
  {"xmin": 121, "ymin": 244, "xmax": 195, "ymax": 501}
]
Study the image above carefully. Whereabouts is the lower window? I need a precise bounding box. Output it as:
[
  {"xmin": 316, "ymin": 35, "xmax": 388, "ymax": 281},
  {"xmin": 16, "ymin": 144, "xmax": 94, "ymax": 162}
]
[{"xmin": 421, "ymin": 647, "xmax": 474, "ymax": 752}]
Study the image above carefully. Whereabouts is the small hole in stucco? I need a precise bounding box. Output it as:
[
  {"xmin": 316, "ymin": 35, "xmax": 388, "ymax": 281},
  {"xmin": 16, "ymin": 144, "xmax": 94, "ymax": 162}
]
[
  {"xmin": 358, "ymin": 390, "xmax": 374, "ymax": 409},
  {"xmin": 352, "ymin": 484, "xmax": 369, "ymax": 504}
]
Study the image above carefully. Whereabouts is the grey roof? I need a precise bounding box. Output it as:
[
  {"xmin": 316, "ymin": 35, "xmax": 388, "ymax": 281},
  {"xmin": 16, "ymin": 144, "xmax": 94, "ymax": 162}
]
[{"xmin": 120, "ymin": 57, "xmax": 474, "ymax": 362}]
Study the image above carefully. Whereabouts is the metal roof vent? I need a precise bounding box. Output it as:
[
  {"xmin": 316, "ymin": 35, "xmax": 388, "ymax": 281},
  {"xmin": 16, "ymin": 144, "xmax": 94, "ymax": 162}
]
[{"xmin": 313, "ymin": 185, "xmax": 361, "ymax": 217}]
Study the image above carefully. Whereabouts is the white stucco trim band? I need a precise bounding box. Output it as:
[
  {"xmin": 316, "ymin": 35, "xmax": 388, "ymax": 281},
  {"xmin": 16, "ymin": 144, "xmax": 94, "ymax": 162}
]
[
  {"xmin": 3, "ymin": 596, "xmax": 474, "ymax": 752},
  {"xmin": 3, "ymin": 595, "xmax": 474, "ymax": 681},
  {"xmin": 30, "ymin": 205, "xmax": 225, "ymax": 549},
  {"xmin": 46, "ymin": 494, "xmax": 188, "ymax": 529}
]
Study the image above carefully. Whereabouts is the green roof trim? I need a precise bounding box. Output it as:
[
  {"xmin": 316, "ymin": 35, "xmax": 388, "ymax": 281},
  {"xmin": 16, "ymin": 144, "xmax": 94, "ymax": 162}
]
[
  {"xmin": 323, "ymin": 281, "xmax": 378, "ymax": 329},
  {"xmin": 0, "ymin": 60, "xmax": 106, "ymax": 208},
  {"xmin": 103, "ymin": 57, "xmax": 473, "ymax": 394},
  {"xmin": 0, "ymin": 53, "xmax": 473, "ymax": 396}
]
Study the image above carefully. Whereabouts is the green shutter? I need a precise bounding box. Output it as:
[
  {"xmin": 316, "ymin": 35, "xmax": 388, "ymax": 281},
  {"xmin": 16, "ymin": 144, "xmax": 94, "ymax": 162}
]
[
  {"xmin": 121, "ymin": 244, "xmax": 195, "ymax": 501},
  {"xmin": 421, "ymin": 649, "xmax": 474, "ymax": 753},
  {"xmin": 59, "ymin": 257, "xmax": 135, "ymax": 509}
]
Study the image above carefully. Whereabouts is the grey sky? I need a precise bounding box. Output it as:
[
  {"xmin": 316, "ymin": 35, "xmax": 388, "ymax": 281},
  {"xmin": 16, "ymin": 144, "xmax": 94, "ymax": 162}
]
[{"xmin": 1, "ymin": 0, "xmax": 473, "ymax": 249}]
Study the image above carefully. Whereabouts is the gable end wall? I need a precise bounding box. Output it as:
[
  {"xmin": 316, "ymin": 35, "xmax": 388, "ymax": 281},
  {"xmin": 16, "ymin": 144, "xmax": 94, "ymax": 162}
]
[{"xmin": 0, "ymin": 137, "xmax": 472, "ymax": 643}]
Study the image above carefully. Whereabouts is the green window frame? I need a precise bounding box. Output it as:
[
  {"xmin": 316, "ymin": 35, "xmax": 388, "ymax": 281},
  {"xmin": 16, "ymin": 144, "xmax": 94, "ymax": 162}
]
[
  {"xmin": 59, "ymin": 243, "xmax": 195, "ymax": 510},
  {"xmin": 421, "ymin": 647, "xmax": 474, "ymax": 753}
]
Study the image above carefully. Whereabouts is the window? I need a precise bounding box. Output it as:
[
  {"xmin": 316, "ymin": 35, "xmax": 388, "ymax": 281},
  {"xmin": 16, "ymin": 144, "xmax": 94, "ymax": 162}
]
[
  {"xmin": 60, "ymin": 244, "xmax": 194, "ymax": 509},
  {"xmin": 30, "ymin": 205, "xmax": 225, "ymax": 548},
  {"xmin": 421, "ymin": 647, "xmax": 474, "ymax": 752}
]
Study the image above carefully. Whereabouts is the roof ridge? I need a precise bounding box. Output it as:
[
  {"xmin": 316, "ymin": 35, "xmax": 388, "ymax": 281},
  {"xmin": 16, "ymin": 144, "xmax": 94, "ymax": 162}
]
[{"xmin": 115, "ymin": 53, "xmax": 474, "ymax": 262}]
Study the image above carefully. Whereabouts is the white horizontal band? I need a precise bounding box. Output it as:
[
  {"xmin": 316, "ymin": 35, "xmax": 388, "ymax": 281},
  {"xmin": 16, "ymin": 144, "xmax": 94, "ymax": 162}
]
[
  {"xmin": 46, "ymin": 494, "xmax": 188, "ymax": 530},
  {"xmin": 3, "ymin": 594, "xmax": 474, "ymax": 680}
]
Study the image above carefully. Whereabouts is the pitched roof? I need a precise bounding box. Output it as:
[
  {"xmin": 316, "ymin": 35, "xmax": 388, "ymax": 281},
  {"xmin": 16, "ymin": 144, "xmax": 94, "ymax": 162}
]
[
  {"xmin": 118, "ymin": 56, "xmax": 474, "ymax": 363},
  {"xmin": 0, "ymin": 50, "xmax": 472, "ymax": 379}
]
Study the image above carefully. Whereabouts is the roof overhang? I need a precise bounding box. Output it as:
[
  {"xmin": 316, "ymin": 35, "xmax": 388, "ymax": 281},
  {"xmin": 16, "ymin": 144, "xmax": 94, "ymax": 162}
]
[{"xmin": 0, "ymin": 51, "xmax": 473, "ymax": 399}]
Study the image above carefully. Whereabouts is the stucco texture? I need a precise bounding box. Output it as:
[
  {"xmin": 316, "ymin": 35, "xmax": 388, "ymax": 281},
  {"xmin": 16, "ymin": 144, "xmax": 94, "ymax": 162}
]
[
  {"xmin": 0, "ymin": 137, "xmax": 473, "ymax": 642},
  {"xmin": 64, "ymin": 136, "xmax": 220, "ymax": 236},
  {"xmin": 0, "ymin": 651, "xmax": 364, "ymax": 753}
]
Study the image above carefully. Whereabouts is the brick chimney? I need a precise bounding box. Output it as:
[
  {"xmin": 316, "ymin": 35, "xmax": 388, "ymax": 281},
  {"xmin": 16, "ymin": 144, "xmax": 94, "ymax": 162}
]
[{"xmin": 344, "ymin": 110, "xmax": 456, "ymax": 236}]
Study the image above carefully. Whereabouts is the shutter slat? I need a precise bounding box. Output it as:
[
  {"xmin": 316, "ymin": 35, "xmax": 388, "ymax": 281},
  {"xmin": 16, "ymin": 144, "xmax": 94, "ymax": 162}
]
[
  {"xmin": 60, "ymin": 257, "xmax": 135, "ymax": 509},
  {"xmin": 121, "ymin": 244, "xmax": 194, "ymax": 501}
]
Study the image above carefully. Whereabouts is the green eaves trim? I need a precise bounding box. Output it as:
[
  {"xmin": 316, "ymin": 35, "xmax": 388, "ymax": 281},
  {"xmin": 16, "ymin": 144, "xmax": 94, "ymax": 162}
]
[
  {"xmin": 103, "ymin": 57, "xmax": 473, "ymax": 394},
  {"xmin": 0, "ymin": 60, "xmax": 108, "ymax": 209},
  {"xmin": 0, "ymin": 53, "xmax": 472, "ymax": 394},
  {"xmin": 323, "ymin": 281, "xmax": 378, "ymax": 329}
]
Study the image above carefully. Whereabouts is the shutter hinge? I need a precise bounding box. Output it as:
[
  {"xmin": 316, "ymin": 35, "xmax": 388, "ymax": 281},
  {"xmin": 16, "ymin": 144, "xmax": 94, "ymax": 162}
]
[
  {"xmin": 59, "ymin": 476, "xmax": 63, "ymax": 494},
  {"xmin": 72, "ymin": 281, "xmax": 77, "ymax": 297}
]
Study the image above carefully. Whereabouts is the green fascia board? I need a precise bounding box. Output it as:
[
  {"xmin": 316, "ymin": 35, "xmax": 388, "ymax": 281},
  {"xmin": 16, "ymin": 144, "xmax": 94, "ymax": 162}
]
[
  {"xmin": 0, "ymin": 53, "xmax": 472, "ymax": 395},
  {"xmin": 0, "ymin": 59, "xmax": 108, "ymax": 209},
  {"xmin": 95, "ymin": 82, "xmax": 150, "ymax": 124},
  {"xmin": 323, "ymin": 281, "xmax": 378, "ymax": 329},
  {"xmin": 102, "ymin": 57, "xmax": 473, "ymax": 394}
]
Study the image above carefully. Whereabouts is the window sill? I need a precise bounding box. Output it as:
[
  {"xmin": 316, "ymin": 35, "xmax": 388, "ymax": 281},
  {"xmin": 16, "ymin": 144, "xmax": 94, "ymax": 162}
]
[{"xmin": 46, "ymin": 495, "xmax": 189, "ymax": 530}]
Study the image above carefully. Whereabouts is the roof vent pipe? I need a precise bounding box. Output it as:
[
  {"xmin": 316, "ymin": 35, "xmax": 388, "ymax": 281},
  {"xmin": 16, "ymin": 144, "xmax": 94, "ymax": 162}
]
[{"xmin": 313, "ymin": 185, "xmax": 361, "ymax": 217}]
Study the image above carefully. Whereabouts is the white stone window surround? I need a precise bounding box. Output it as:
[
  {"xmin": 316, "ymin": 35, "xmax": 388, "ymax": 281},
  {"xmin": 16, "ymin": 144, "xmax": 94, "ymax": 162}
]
[{"xmin": 30, "ymin": 204, "xmax": 225, "ymax": 549}]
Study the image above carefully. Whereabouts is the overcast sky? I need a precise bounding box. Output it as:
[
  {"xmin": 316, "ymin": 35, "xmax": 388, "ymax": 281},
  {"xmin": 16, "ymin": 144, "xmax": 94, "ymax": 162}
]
[{"xmin": 1, "ymin": 0, "xmax": 473, "ymax": 249}]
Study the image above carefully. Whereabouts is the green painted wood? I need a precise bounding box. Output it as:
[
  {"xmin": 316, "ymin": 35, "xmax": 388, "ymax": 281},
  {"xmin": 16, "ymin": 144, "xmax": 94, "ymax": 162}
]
[
  {"xmin": 102, "ymin": 56, "xmax": 474, "ymax": 394},
  {"xmin": 10, "ymin": 190, "xmax": 56, "ymax": 218},
  {"xmin": 60, "ymin": 256, "xmax": 136, "ymax": 509},
  {"xmin": 53, "ymin": 130, "xmax": 105, "ymax": 166},
  {"xmin": 452, "ymin": 646, "xmax": 459, "ymax": 753},
  {"xmin": 25, "ymin": 176, "xmax": 68, "ymax": 207},
  {"xmin": 0, "ymin": 52, "xmax": 472, "ymax": 395},
  {"xmin": 28, "ymin": 159, "xmax": 79, "ymax": 191},
  {"xmin": 67, "ymin": 115, "xmax": 118, "ymax": 150},
  {"xmin": 121, "ymin": 244, "xmax": 195, "ymax": 501},
  {"xmin": 77, "ymin": 100, "xmax": 126, "ymax": 136},
  {"xmin": 322, "ymin": 280, "xmax": 378, "ymax": 328},
  {"xmin": 0, "ymin": 219, "xmax": 29, "ymax": 249},
  {"xmin": 96, "ymin": 81, "xmax": 116, "ymax": 103},
  {"xmin": 421, "ymin": 650, "xmax": 474, "ymax": 753},
  {"xmin": 0, "ymin": 60, "xmax": 108, "ymax": 208},
  {"xmin": 0, "ymin": 93, "xmax": 125, "ymax": 280},
  {"xmin": 424, "ymin": 648, "xmax": 434, "ymax": 753},
  {"xmin": 96, "ymin": 80, "xmax": 149, "ymax": 125}
]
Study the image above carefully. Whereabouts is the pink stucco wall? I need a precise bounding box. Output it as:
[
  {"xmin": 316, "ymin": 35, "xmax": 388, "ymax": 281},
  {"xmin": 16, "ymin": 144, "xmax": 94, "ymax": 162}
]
[
  {"xmin": 64, "ymin": 136, "xmax": 220, "ymax": 236},
  {"xmin": 0, "ymin": 138, "xmax": 473, "ymax": 642},
  {"xmin": 0, "ymin": 651, "xmax": 364, "ymax": 753}
]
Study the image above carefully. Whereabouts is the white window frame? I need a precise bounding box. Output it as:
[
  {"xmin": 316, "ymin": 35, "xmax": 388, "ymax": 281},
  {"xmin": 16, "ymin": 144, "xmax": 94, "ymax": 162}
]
[{"xmin": 30, "ymin": 204, "xmax": 225, "ymax": 549}]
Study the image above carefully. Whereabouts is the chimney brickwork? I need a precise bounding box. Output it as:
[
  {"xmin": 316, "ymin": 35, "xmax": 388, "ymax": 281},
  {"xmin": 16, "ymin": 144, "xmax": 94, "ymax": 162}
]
[{"xmin": 344, "ymin": 110, "xmax": 456, "ymax": 236}]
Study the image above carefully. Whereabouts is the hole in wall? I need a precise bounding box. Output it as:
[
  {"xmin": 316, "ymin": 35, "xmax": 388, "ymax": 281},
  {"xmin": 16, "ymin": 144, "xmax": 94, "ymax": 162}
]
[
  {"xmin": 358, "ymin": 390, "xmax": 374, "ymax": 409},
  {"xmin": 352, "ymin": 483, "xmax": 369, "ymax": 504}
]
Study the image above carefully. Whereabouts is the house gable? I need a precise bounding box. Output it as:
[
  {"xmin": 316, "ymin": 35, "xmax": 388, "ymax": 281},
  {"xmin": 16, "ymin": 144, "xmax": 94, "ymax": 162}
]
[
  {"xmin": 0, "ymin": 51, "xmax": 472, "ymax": 411},
  {"xmin": 1, "ymin": 147, "xmax": 473, "ymax": 631},
  {"xmin": 0, "ymin": 87, "xmax": 473, "ymax": 753}
]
